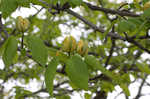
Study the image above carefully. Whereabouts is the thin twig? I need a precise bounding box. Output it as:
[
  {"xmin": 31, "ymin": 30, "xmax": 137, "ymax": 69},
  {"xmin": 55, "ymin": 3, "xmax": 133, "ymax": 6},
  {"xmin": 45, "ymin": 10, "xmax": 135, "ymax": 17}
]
[
  {"xmin": 105, "ymin": 39, "xmax": 115, "ymax": 67},
  {"xmin": 21, "ymin": 32, "xmax": 24, "ymax": 49},
  {"xmin": 135, "ymin": 75, "xmax": 147, "ymax": 99}
]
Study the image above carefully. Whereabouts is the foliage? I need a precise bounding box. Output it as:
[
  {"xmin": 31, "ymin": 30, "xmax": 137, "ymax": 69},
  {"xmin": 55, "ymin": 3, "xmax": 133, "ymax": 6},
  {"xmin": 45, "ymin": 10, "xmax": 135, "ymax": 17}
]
[{"xmin": 0, "ymin": 0, "xmax": 150, "ymax": 99}]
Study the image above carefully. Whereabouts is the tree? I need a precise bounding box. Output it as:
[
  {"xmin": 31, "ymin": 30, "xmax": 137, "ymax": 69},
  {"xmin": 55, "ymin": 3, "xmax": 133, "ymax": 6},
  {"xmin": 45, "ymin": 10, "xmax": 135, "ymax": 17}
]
[{"xmin": 0, "ymin": 0, "xmax": 150, "ymax": 99}]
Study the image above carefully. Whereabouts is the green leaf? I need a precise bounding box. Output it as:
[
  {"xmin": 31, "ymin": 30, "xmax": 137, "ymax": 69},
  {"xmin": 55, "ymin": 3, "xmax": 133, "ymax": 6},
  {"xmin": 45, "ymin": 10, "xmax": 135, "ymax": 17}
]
[
  {"xmin": 0, "ymin": 0, "xmax": 18, "ymax": 18},
  {"xmin": 66, "ymin": 54, "xmax": 89, "ymax": 90},
  {"xmin": 47, "ymin": 48, "xmax": 69, "ymax": 63},
  {"xmin": 118, "ymin": 20, "xmax": 136, "ymax": 33},
  {"xmin": 128, "ymin": 18, "xmax": 142, "ymax": 26},
  {"xmin": 0, "ymin": 69, "xmax": 6, "ymax": 79},
  {"xmin": 142, "ymin": 8, "xmax": 150, "ymax": 18},
  {"xmin": 16, "ymin": 0, "xmax": 30, "ymax": 8},
  {"xmin": 45, "ymin": 57, "xmax": 59, "ymax": 96},
  {"xmin": 101, "ymin": 81, "xmax": 115, "ymax": 92},
  {"xmin": 142, "ymin": 0, "xmax": 149, "ymax": 4},
  {"xmin": 56, "ymin": 95, "xmax": 70, "ymax": 99},
  {"xmin": 84, "ymin": 55, "xmax": 101, "ymax": 70},
  {"xmin": 137, "ymin": 63, "xmax": 150, "ymax": 74},
  {"xmin": 59, "ymin": 0, "xmax": 68, "ymax": 5},
  {"xmin": 2, "ymin": 36, "xmax": 18, "ymax": 67},
  {"xmin": 85, "ymin": 55, "xmax": 114, "ymax": 78},
  {"xmin": 29, "ymin": 0, "xmax": 47, "ymax": 7},
  {"xmin": 14, "ymin": 86, "xmax": 32, "ymax": 98},
  {"xmin": 84, "ymin": 93, "xmax": 91, "ymax": 99},
  {"xmin": 120, "ymin": 74, "xmax": 131, "ymax": 84},
  {"xmin": 120, "ymin": 84, "xmax": 130, "ymax": 96},
  {"xmin": 44, "ymin": 0, "xmax": 59, "ymax": 5},
  {"xmin": 69, "ymin": 0, "xmax": 83, "ymax": 7},
  {"xmin": 0, "ymin": 38, "xmax": 9, "ymax": 56},
  {"xmin": 27, "ymin": 36, "xmax": 48, "ymax": 66},
  {"xmin": 103, "ymin": 20, "xmax": 117, "ymax": 40}
]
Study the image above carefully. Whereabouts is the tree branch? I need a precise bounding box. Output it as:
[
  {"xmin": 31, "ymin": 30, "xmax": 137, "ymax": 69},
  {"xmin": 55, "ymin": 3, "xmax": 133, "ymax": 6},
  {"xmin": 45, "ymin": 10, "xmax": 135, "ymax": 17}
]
[
  {"xmin": 65, "ymin": 9, "xmax": 105, "ymax": 33},
  {"xmin": 105, "ymin": 39, "xmax": 116, "ymax": 67},
  {"xmin": 65, "ymin": 9, "xmax": 125, "ymax": 40},
  {"xmin": 84, "ymin": 2, "xmax": 140, "ymax": 17},
  {"xmin": 135, "ymin": 75, "xmax": 147, "ymax": 99},
  {"xmin": 65, "ymin": 8, "xmax": 150, "ymax": 55},
  {"xmin": 23, "ymin": 81, "xmax": 72, "ymax": 98},
  {"xmin": 125, "ymin": 36, "xmax": 150, "ymax": 54}
]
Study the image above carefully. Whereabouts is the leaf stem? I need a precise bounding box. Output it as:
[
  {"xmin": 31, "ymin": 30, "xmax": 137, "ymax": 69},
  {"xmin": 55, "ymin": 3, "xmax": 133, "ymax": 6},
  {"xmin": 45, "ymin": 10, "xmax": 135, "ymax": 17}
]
[{"xmin": 21, "ymin": 32, "xmax": 24, "ymax": 49}]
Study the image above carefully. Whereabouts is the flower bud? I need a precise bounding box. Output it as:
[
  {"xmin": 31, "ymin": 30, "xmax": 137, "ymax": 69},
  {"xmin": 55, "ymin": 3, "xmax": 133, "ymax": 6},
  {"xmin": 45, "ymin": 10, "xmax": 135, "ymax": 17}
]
[
  {"xmin": 16, "ymin": 16, "xmax": 30, "ymax": 32},
  {"xmin": 62, "ymin": 37, "xmax": 70, "ymax": 52},
  {"xmin": 77, "ymin": 40, "xmax": 88, "ymax": 56},
  {"xmin": 77, "ymin": 40, "xmax": 83, "ymax": 53},
  {"xmin": 143, "ymin": 2, "xmax": 150, "ymax": 10},
  {"xmin": 56, "ymin": 51, "xmax": 60, "ymax": 56},
  {"xmin": 134, "ymin": 0, "xmax": 141, "ymax": 3},
  {"xmin": 62, "ymin": 36, "xmax": 76, "ymax": 52},
  {"xmin": 70, "ymin": 36, "xmax": 76, "ymax": 52}
]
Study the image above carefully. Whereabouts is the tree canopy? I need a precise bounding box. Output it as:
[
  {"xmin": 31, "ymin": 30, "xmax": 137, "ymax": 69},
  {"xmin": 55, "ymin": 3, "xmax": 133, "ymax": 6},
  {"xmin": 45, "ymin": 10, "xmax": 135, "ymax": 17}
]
[{"xmin": 1, "ymin": 0, "xmax": 150, "ymax": 99}]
